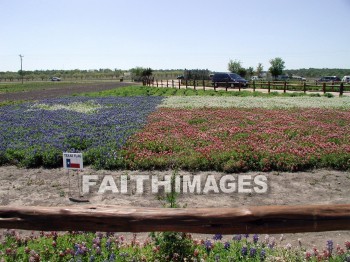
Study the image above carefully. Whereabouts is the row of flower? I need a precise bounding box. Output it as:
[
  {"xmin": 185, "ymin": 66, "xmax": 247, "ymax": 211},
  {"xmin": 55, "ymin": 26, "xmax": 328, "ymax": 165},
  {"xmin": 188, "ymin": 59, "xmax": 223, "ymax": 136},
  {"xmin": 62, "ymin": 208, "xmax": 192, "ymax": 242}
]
[
  {"xmin": 0, "ymin": 96, "xmax": 349, "ymax": 171},
  {"xmin": 160, "ymin": 96, "xmax": 350, "ymax": 109},
  {"xmin": 1, "ymin": 229, "xmax": 349, "ymax": 261},
  {"xmin": 121, "ymin": 107, "xmax": 350, "ymax": 171}
]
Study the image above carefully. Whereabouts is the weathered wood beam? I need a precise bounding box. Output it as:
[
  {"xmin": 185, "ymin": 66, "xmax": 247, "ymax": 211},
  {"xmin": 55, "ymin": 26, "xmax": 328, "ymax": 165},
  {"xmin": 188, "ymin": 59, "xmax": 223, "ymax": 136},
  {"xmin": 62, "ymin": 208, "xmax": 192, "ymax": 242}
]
[{"xmin": 0, "ymin": 205, "xmax": 349, "ymax": 234}]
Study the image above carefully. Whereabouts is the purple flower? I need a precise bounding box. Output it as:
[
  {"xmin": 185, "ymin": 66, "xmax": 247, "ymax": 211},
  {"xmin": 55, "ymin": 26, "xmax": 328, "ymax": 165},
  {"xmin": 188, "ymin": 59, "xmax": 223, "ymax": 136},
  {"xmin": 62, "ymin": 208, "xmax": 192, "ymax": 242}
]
[
  {"xmin": 260, "ymin": 249, "xmax": 266, "ymax": 260},
  {"xmin": 241, "ymin": 246, "xmax": 248, "ymax": 256},
  {"xmin": 213, "ymin": 234, "xmax": 223, "ymax": 241},
  {"xmin": 253, "ymin": 234, "xmax": 259, "ymax": 243},
  {"xmin": 204, "ymin": 240, "xmax": 213, "ymax": 252},
  {"xmin": 250, "ymin": 247, "xmax": 257, "ymax": 257},
  {"xmin": 327, "ymin": 240, "xmax": 333, "ymax": 254},
  {"xmin": 224, "ymin": 241, "xmax": 230, "ymax": 250}
]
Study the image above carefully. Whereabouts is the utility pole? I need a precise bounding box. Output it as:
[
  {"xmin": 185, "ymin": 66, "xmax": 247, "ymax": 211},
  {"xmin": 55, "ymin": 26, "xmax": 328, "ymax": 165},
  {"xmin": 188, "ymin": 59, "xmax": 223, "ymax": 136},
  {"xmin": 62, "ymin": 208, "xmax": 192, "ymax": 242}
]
[{"xmin": 19, "ymin": 54, "xmax": 24, "ymax": 84}]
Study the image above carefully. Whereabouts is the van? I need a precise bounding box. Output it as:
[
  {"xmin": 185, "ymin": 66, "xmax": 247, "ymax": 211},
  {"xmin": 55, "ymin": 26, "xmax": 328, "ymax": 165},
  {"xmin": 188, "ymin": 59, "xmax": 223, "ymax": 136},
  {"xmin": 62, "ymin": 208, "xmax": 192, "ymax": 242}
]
[
  {"xmin": 342, "ymin": 76, "xmax": 350, "ymax": 83},
  {"xmin": 212, "ymin": 72, "xmax": 248, "ymax": 87}
]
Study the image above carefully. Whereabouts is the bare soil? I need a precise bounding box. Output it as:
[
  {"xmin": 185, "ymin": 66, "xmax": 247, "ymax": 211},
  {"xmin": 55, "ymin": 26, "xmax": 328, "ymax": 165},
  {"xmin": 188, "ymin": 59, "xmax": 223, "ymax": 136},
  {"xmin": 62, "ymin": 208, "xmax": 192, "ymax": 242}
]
[{"xmin": 0, "ymin": 166, "xmax": 349, "ymax": 250}]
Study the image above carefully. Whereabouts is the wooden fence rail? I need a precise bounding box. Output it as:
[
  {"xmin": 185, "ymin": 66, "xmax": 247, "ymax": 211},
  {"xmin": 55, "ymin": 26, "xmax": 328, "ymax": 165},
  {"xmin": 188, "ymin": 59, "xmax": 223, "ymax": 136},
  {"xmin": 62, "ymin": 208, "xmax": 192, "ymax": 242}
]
[
  {"xmin": 0, "ymin": 204, "xmax": 349, "ymax": 234},
  {"xmin": 148, "ymin": 80, "xmax": 349, "ymax": 96}
]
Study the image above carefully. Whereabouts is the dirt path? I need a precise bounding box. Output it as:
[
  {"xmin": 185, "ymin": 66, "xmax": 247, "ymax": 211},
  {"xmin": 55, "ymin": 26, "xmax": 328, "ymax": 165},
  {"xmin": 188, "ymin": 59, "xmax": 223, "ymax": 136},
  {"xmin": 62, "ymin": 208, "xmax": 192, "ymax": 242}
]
[{"xmin": 0, "ymin": 166, "xmax": 349, "ymax": 250}]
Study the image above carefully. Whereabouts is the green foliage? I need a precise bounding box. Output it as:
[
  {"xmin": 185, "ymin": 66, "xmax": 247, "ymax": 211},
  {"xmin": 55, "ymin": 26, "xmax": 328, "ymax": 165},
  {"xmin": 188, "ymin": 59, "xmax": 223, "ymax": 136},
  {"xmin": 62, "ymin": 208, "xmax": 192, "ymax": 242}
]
[
  {"xmin": 82, "ymin": 85, "xmax": 321, "ymax": 98},
  {"xmin": 269, "ymin": 57, "xmax": 285, "ymax": 79},
  {"xmin": 228, "ymin": 59, "xmax": 242, "ymax": 74}
]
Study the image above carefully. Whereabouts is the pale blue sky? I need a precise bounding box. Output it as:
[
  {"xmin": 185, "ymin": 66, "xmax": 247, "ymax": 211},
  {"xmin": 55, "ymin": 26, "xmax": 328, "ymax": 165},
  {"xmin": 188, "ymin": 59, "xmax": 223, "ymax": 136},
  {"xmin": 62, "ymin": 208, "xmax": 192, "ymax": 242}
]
[{"xmin": 1, "ymin": 0, "xmax": 349, "ymax": 72}]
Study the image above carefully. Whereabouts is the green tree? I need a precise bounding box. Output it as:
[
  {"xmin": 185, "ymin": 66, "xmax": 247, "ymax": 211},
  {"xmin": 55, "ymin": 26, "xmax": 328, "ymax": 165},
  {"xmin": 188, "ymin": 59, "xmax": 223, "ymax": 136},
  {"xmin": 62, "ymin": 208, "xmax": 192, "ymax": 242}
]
[
  {"xmin": 247, "ymin": 66, "xmax": 254, "ymax": 78},
  {"xmin": 256, "ymin": 63, "xmax": 264, "ymax": 77},
  {"xmin": 228, "ymin": 59, "xmax": 242, "ymax": 74},
  {"xmin": 269, "ymin": 57, "xmax": 285, "ymax": 79}
]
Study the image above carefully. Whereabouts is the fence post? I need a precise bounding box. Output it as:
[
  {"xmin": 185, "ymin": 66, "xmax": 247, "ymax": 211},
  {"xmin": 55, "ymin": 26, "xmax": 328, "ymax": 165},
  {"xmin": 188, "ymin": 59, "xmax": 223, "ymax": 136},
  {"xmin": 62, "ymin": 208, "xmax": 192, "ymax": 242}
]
[
  {"xmin": 203, "ymin": 79, "xmax": 205, "ymax": 91},
  {"xmin": 340, "ymin": 82, "xmax": 344, "ymax": 96},
  {"xmin": 194, "ymin": 80, "xmax": 196, "ymax": 90},
  {"xmin": 166, "ymin": 79, "xmax": 168, "ymax": 88},
  {"xmin": 226, "ymin": 81, "xmax": 228, "ymax": 92},
  {"xmin": 172, "ymin": 80, "xmax": 174, "ymax": 88},
  {"xmin": 331, "ymin": 81, "xmax": 334, "ymax": 92},
  {"xmin": 323, "ymin": 83, "xmax": 326, "ymax": 94},
  {"xmin": 253, "ymin": 81, "xmax": 256, "ymax": 92},
  {"xmin": 303, "ymin": 82, "xmax": 306, "ymax": 94},
  {"xmin": 156, "ymin": 80, "xmax": 158, "ymax": 87},
  {"xmin": 283, "ymin": 81, "xmax": 287, "ymax": 93},
  {"xmin": 178, "ymin": 80, "xmax": 181, "ymax": 89},
  {"xmin": 214, "ymin": 83, "xmax": 217, "ymax": 92},
  {"xmin": 185, "ymin": 79, "xmax": 188, "ymax": 89},
  {"xmin": 161, "ymin": 80, "xmax": 163, "ymax": 87},
  {"xmin": 239, "ymin": 82, "xmax": 241, "ymax": 92},
  {"xmin": 268, "ymin": 81, "xmax": 271, "ymax": 94}
]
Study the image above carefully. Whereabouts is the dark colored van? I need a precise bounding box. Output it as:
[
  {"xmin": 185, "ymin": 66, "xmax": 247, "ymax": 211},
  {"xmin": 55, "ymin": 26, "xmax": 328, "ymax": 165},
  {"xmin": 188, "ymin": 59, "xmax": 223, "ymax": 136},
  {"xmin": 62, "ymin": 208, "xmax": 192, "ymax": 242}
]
[{"xmin": 212, "ymin": 72, "xmax": 249, "ymax": 87}]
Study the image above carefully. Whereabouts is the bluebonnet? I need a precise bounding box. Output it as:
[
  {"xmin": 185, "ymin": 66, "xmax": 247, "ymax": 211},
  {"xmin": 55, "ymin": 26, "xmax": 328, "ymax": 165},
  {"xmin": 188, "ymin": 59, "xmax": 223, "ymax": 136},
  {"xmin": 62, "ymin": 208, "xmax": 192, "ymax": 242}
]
[
  {"xmin": 213, "ymin": 234, "xmax": 223, "ymax": 241},
  {"xmin": 327, "ymin": 240, "xmax": 333, "ymax": 254},
  {"xmin": 249, "ymin": 247, "xmax": 257, "ymax": 257},
  {"xmin": 253, "ymin": 234, "xmax": 259, "ymax": 243},
  {"xmin": 224, "ymin": 241, "xmax": 230, "ymax": 250},
  {"xmin": 241, "ymin": 246, "xmax": 248, "ymax": 256},
  {"xmin": 0, "ymin": 96, "xmax": 163, "ymax": 168},
  {"xmin": 204, "ymin": 240, "xmax": 212, "ymax": 252}
]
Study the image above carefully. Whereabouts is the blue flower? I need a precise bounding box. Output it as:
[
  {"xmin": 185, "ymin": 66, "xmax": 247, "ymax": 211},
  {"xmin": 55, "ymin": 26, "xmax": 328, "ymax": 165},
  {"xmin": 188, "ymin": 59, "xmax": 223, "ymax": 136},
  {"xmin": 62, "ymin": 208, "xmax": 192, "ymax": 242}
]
[
  {"xmin": 224, "ymin": 241, "xmax": 230, "ymax": 250},
  {"xmin": 213, "ymin": 234, "xmax": 223, "ymax": 241},
  {"xmin": 253, "ymin": 234, "xmax": 259, "ymax": 243},
  {"xmin": 204, "ymin": 240, "xmax": 212, "ymax": 252},
  {"xmin": 249, "ymin": 247, "xmax": 257, "ymax": 257},
  {"xmin": 327, "ymin": 240, "xmax": 333, "ymax": 254},
  {"xmin": 241, "ymin": 246, "xmax": 248, "ymax": 256}
]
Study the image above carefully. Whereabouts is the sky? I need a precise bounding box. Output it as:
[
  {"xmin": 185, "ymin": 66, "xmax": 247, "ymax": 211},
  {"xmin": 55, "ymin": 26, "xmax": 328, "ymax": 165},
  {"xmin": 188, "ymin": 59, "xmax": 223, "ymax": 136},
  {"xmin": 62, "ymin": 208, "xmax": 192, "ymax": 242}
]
[{"xmin": 1, "ymin": 0, "xmax": 350, "ymax": 72}]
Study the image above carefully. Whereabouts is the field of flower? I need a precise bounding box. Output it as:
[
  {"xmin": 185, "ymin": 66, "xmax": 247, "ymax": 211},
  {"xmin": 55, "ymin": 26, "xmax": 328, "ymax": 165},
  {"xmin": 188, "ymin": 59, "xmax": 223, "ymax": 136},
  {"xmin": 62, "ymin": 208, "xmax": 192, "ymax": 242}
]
[
  {"xmin": 0, "ymin": 89, "xmax": 349, "ymax": 171},
  {"xmin": 1, "ymin": 229, "xmax": 349, "ymax": 261},
  {"xmin": 0, "ymin": 96, "xmax": 163, "ymax": 168}
]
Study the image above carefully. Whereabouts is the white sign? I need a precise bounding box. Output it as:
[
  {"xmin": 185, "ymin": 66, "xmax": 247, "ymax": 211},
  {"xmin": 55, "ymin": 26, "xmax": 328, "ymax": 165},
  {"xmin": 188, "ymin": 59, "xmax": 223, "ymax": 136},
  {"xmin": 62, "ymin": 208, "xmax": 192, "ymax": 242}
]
[{"xmin": 63, "ymin": 153, "xmax": 83, "ymax": 170}]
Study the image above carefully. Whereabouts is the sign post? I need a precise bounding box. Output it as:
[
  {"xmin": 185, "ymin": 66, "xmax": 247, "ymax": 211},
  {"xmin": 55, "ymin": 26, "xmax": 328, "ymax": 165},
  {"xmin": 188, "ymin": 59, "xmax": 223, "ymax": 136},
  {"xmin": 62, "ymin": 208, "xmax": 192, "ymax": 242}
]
[{"xmin": 63, "ymin": 153, "xmax": 89, "ymax": 202}]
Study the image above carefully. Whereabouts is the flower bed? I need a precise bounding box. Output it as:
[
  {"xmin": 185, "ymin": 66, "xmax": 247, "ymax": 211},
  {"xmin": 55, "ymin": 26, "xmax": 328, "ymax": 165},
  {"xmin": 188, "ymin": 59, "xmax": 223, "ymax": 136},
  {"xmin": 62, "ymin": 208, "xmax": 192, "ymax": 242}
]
[
  {"xmin": 0, "ymin": 96, "xmax": 163, "ymax": 168},
  {"xmin": 1, "ymin": 230, "xmax": 349, "ymax": 261},
  {"xmin": 121, "ymin": 107, "xmax": 350, "ymax": 171}
]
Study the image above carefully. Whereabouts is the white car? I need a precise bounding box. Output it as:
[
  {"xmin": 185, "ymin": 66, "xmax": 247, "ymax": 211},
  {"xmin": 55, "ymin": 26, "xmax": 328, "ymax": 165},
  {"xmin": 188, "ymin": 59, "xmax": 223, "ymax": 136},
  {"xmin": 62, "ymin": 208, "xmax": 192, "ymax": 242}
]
[
  {"xmin": 50, "ymin": 77, "xmax": 61, "ymax": 81},
  {"xmin": 342, "ymin": 76, "xmax": 350, "ymax": 83}
]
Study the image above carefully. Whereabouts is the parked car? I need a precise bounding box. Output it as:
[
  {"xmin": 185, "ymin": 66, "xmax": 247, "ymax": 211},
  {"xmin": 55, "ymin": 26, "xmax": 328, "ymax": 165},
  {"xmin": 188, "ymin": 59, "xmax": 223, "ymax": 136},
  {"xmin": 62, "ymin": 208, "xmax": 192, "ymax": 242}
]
[
  {"xmin": 251, "ymin": 76, "xmax": 259, "ymax": 81},
  {"xmin": 276, "ymin": 75, "xmax": 290, "ymax": 81},
  {"xmin": 342, "ymin": 76, "xmax": 350, "ymax": 83},
  {"xmin": 212, "ymin": 72, "xmax": 248, "ymax": 87},
  {"xmin": 292, "ymin": 75, "xmax": 306, "ymax": 81},
  {"xmin": 316, "ymin": 76, "xmax": 341, "ymax": 83},
  {"xmin": 50, "ymin": 77, "xmax": 61, "ymax": 81}
]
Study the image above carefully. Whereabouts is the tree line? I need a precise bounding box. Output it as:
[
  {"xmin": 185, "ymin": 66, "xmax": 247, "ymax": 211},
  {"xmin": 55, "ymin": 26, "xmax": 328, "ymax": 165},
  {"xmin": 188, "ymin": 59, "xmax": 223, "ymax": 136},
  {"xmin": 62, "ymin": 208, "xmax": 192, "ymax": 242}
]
[{"xmin": 1, "ymin": 66, "xmax": 349, "ymax": 82}]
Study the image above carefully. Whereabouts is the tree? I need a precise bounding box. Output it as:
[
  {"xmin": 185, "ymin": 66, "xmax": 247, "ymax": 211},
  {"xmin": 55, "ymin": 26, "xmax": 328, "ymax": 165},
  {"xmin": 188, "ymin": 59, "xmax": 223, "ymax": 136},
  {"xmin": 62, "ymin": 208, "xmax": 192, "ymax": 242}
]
[
  {"xmin": 247, "ymin": 67, "xmax": 254, "ymax": 78},
  {"xmin": 256, "ymin": 63, "xmax": 264, "ymax": 78},
  {"xmin": 269, "ymin": 57, "xmax": 285, "ymax": 79},
  {"xmin": 228, "ymin": 59, "xmax": 242, "ymax": 74}
]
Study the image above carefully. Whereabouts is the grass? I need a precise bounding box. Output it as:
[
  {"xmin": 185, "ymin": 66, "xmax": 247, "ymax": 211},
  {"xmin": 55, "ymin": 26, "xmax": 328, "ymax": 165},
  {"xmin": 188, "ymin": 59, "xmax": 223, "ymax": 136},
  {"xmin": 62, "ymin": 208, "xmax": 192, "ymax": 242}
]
[
  {"xmin": 81, "ymin": 85, "xmax": 323, "ymax": 98},
  {"xmin": 0, "ymin": 81, "xmax": 83, "ymax": 94}
]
